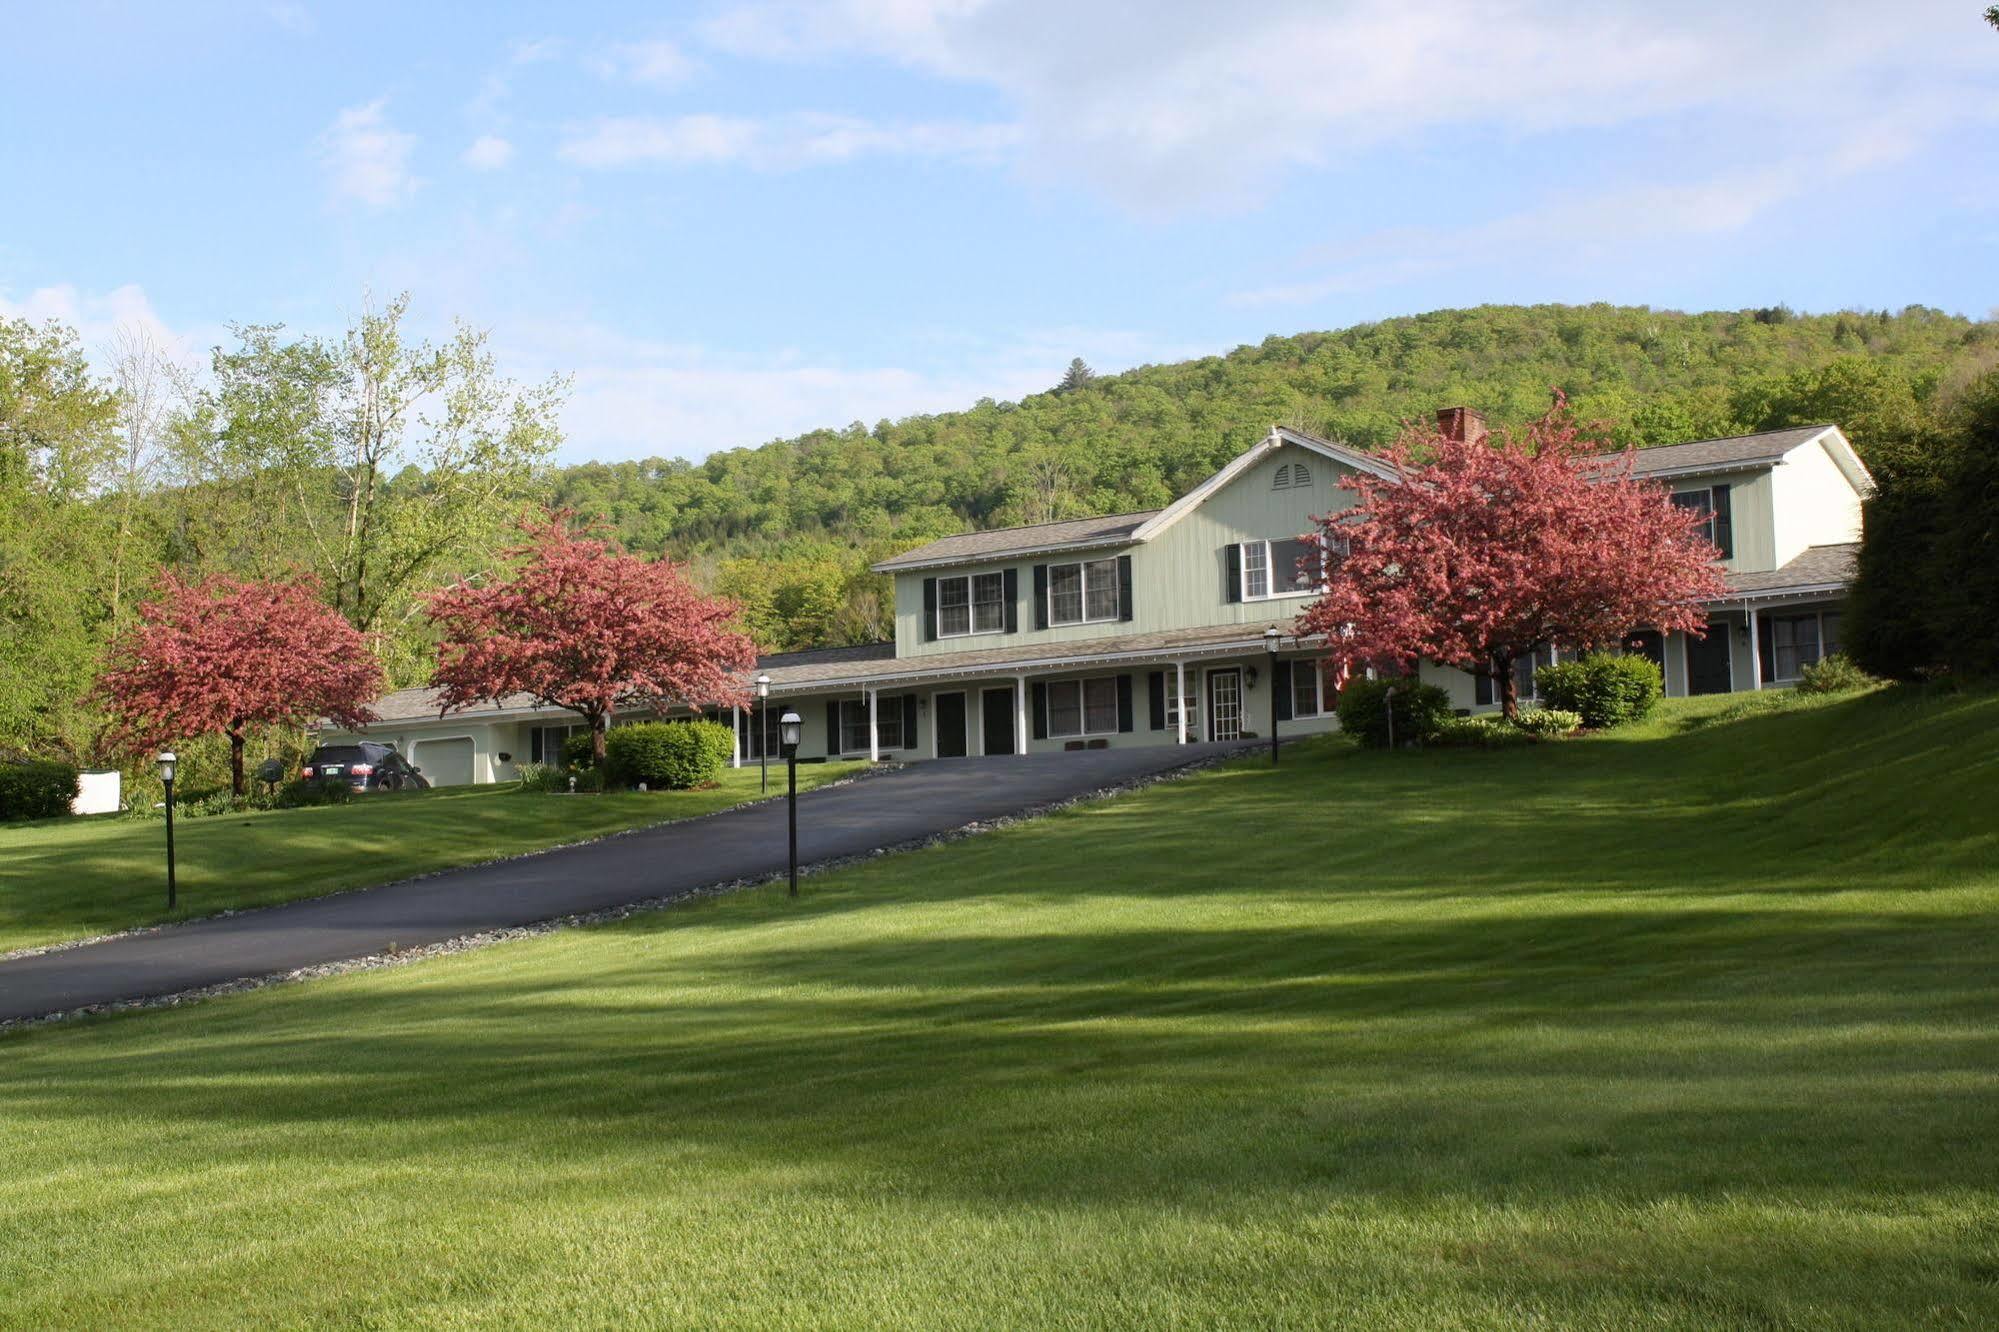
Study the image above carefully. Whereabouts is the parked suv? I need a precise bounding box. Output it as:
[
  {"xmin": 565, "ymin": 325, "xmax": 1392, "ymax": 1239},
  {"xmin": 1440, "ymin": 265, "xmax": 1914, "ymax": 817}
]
[{"xmin": 300, "ymin": 743, "xmax": 430, "ymax": 793}]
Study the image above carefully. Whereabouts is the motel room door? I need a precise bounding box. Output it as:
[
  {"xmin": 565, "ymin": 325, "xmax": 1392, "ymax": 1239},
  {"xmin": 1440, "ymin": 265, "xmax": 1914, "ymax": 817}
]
[
  {"xmin": 980, "ymin": 687, "xmax": 1016, "ymax": 756},
  {"xmin": 935, "ymin": 691, "xmax": 968, "ymax": 758}
]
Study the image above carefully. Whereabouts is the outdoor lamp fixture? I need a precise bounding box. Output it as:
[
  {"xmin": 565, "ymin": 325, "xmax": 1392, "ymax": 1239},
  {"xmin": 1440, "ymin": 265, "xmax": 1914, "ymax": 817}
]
[
  {"xmin": 1264, "ymin": 626, "xmax": 1283, "ymax": 765},
  {"xmin": 756, "ymin": 673, "xmax": 772, "ymax": 793},
  {"xmin": 779, "ymin": 710, "xmax": 803, "ymax": 897},
  {"xmin": 156, "ymin": 751, "xmax": 179, "ymax": 909}
]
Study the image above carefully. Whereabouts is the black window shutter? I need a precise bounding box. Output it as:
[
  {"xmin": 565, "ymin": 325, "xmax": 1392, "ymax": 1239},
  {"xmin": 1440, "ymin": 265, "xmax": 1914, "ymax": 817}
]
[
  {"xmin": 1711, "ymin": 484, "xmax": 1734, "ymax": 559},
  {"xmin": 1116, "ymin": 674, "xmax": 1134, "ymax": 733},
  {"xmin": 1224, "ymin": 544, "xmax": 1242, "ymax": 603},
  {"xmin": 1148, "ymin": 671, "xmax": 1167, "ymax": 730},
  {"xmin": 922, "ymin": 577, "xmax": 938, "ymax": 641},
  {"xmin": 826, "ymin": 700, "xmax": 841, "ymax": 753},
  {"xmin": 901, "ymin": 695, "xmax": 918, "ymax": 748},
  {"xmin": 1475, "ymin": 669, "xmax": 1493, "ymax": 707},
  {"xmin": 1003, "ymin": 568, "xmax": 1019, "ymax": 633},
  {"xmin": 529, "ymin": 728, "xmax": 543, "ymax": 763},
  {"xmin": 1273, "ymin": 659, "xmax": 1294, "ymax": 722},
  {"xmin": 1758, "ymin": 613, "xmax": 1774, "ymax": 683},
  {"xmin": 1032, "ymin": 565, "xmax": 1048, "ymax": 629},
  {"xmin": 1117, "ymin": 555, "xmax": 1133, "ymax": 622},
  {"xmin": 1031, "ymin": 681, "xmax": 1048, "ymax": 740}
]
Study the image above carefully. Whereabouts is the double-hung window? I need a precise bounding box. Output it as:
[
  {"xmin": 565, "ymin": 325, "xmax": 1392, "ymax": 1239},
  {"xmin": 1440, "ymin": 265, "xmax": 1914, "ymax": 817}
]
[
  {"xmin": 528, "ymin": 723, "xmax": 578, "ymax": 763},
  {"xmin": 1236, "ymin": 538, "xmax": 1322, "ymax": 600},
  {"xmin": 1046, "ymin": 677, "xmax": 1119, "ymax": 738},
  {"xmin": 1671, "ymin": 484, "xmax": 1735, "ymax": 559},
  {"xmin": 1765, "ymin": 611, "xmax": 1841, "ymax": 683},
  {"xmin": 936, "ymin": 571, "xmax": 1006, "ymax": 637},
  {"xmin": 838, "ymin": 697, "xmax": 904, "ymax": 752},
  {"xmin": 1047, "ymin": 557, "xmax": 1120, "ymax": 626}
]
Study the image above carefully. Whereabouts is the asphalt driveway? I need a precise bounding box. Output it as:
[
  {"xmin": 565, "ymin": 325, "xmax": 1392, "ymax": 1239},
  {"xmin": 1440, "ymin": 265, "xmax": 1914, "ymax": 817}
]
[{"xmin": 0, "ymin": 743, "xmax": 1250, "ymax": 1023}]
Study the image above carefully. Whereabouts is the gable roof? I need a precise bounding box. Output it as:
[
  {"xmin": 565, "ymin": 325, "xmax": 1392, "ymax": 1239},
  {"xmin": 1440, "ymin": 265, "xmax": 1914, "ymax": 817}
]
[
  {"xmin": 871, "ymin": 510, "xmax": 1157, "ymax": 573},
  {"xmin": 871, "ymin": 425, "xmax": 1391, "ymax": 574},
  {"xmin": 1617, "ymin": 424, "xmax": 1834, "ymax": 479}
]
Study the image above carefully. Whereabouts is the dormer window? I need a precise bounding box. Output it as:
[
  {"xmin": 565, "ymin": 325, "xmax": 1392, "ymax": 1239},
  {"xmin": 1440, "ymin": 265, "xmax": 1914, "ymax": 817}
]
[{"xmin": 1272, "ymin": 461, "xmax": 1312, "ymax": 490}]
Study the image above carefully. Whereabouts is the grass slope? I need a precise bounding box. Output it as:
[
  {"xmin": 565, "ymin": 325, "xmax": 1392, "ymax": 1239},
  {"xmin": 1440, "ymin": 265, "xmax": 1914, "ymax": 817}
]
[
  {"xmin": 0, "ymin": 763, "xmax": 863, "ymax": 953},
  {"xmin": 3, "ymin": 689, "xmax": 1996, "ymax": 1328}
]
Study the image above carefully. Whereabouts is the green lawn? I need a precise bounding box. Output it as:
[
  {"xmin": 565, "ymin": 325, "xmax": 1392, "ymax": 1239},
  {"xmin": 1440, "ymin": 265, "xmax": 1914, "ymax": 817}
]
[
  {"xmin": 0, "ymin": 762, "xmax": 864, "ymax": 953},
  {"xmin": 4, "ymin": 688, "xmax": 1997, "ymax": 1328}
]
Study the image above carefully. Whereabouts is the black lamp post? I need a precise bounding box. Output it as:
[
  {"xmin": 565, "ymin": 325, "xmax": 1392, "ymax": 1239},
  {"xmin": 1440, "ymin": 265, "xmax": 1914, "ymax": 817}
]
[
  {"xmin": 1264, "ymin": 626, "xmax": 1282, "ymax": 764},
  {"xmin": 157, "ymin": 750, "xmax": 178, "ymax": 909},
  {"xmin": 756, "ymin": 673, "xmax": 771, "ymax": 793},
  {"xmin": 779, "ymin": 710, "xmax": 802, "ymax": 897}
]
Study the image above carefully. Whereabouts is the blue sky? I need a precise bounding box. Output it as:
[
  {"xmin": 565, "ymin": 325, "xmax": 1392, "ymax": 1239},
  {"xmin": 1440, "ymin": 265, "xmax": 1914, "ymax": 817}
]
[{"xmin": 3, "ymin": 1, "xmax": 1995, "ymax": 464}]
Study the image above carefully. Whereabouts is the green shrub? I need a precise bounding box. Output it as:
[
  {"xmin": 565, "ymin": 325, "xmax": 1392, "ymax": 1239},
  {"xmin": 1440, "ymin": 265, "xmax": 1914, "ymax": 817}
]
[
  {"xmin": 1334, "ymin": 678, "xmax": 1452, "ymax": 748},
  {"xmin": 561, "ymin": 731, "xmax": 598, "ymax": 769},
  {"xmin": 1432, "ymin": 716, "xmax": 1529, "ymax": 748},
  {"xmin": 277, "ymin": 776, "xmax": 356, "ymax": 809},
  {"xmin": 605, "ymin": 720, "xmax": 735, "ymax": 789},
  {"xmin": 0, "ymin": 760, "xmax": 81, "ymax": 821},
  {"xmin": 1513, "ymin": 708, "xmax": 1583, "ymax": 738},
  {"xmin": 1796, "ymin": 653, "xmax": 1876, "ymax": 695},
  {"xmin": 515, "ymin": 761, "xmax": 566, "ymax": 793},
  {"xmin": 1536, "ymin": 653, "xmax": 1663, "ymax": 729}
]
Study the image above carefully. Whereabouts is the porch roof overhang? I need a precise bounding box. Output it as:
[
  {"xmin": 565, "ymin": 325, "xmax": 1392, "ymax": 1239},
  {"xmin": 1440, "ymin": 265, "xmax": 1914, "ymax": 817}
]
[{"xmin": 758, "ymin": 620, "xmax": 1318, "ymax": 696}]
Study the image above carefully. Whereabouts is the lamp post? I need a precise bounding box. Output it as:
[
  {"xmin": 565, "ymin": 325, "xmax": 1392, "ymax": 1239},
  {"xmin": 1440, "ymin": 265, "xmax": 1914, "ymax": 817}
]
[
  {"xmin": 1264, "ymin": 626, "xmax": 1282, "ymax": 764},
  {"xmin": 756, "ymin": 673, "xmax": 771, "ymax": 793},
  {"xmin": 779, "ymin": 710, "xmax": 803, "ymax": 897},
  {"xmin": 156, "ymin": 750, "xmax": 178, "ymax": 909}
]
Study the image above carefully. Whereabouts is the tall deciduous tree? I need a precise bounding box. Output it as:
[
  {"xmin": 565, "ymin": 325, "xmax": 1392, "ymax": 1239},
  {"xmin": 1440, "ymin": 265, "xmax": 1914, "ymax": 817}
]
[
  {"xmin": 95, "ymin": 574, "xmax": 383, "ymax": 794},
  {"xmin": 202, "ymin": 292, "xmax": 566, "ymax": 649},
  {"xmin": 1297, "ymin": 396, "xmax": 1728, "ymax": 718},
  {"xmin": 426, "ymin": 513, "xmax": 757, "ymax": 763}
]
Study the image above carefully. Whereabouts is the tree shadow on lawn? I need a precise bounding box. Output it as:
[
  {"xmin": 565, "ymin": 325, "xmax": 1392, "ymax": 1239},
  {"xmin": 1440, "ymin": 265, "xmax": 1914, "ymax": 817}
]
[{"xmin": 9, "ymin": 902, "xmax": 1997, "ymax": 1208}]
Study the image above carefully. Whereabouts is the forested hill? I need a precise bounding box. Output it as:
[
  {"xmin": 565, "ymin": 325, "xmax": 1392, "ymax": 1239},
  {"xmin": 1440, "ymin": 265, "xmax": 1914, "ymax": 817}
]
[{"xmin": 550, "ymin": 304, "xmax": 1992, "ymax": 571}]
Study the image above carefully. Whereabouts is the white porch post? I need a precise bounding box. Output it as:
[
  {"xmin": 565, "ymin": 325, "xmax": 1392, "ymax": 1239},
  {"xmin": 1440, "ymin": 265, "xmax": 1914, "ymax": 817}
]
[
  {"xmin": 867, "ymin": 688, "xmax": 879, "ymax": 762},
  {"xmin": 1014, "ymin": 674, "xmax": 1028, "ymax": 756},
  {"xmin": 1175, "ymin": 660, "xmax": 1187, "ymax": 744},
  {"xmin": 731, "ymin": 705, "xmax": 742, "ymax": 767},
  {"xmin": 1747, "ymin": 605, "xmax": 1763, "ymax": 691}
]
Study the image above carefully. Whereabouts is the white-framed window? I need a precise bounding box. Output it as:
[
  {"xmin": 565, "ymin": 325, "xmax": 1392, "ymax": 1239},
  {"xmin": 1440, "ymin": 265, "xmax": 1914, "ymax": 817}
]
[
  {"xmin": 529, "ymin": 723, "xmax": 579, "ymax": 763},
  {"xmin": 1165, "ymin": 684, "xmax": 1199, "ymax": 732},
  {"xmin": 1048, "ymin": 557, "xmax": 1120, "ymax": 626},
  {"xmin": 1766, "ymin": 610, "xmax": 1841, "ymax": 682},
  {"xmin": 1290, "ymin": 661, "xmax": 1325, "ymax": 718},
  {"xmin": 742, "ymin": 708, "xmax": 776, "ymax": 760},
  {"xmin": 1047, "ymin": 677, "xmax": 1120, "ymax": 738},
  {"xmin": 1237, "ymin": 538, "xmax": 1322, "ymax": 600},
  {"xmin": 839, "ymin": 697, "xmax": 904, "ymax": 753},
  {"xmin": 936, "ymin": 571, "xmax": 1006, "ymax": 637},
  {"xmin": 1671, "ymin": 484, "xmax": 1734, "ymax": 558}
]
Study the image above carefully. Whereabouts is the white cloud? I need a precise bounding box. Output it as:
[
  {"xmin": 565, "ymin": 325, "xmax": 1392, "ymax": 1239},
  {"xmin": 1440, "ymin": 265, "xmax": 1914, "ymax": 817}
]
[
  {"xmin": 462, "ymin": 134, "xmax": 516, "ymax": 171},
  {"xmin": 593, "ymin": 38, "xmax": 698, "ymax": 86},
  {"xmin": 317, "ymin": 99, "xmax": 419, "ymax": 208},
  {"xmin": 558, "ymin": 111, "xmax": 1018, "ymax": 170},
  {"xmin": 696, "ymin": 0, "xmax": 1993, "ymax": 215},
  {"xmin": 0, "ymin": 283, "xmax": 213, "ymax": 376}
]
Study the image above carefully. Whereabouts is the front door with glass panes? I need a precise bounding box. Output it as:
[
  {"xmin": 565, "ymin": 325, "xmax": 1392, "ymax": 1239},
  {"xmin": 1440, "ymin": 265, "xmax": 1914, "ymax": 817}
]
[{"xmin": 1207, "ymin": 668, "xmax": 1243, "ymax": 741}]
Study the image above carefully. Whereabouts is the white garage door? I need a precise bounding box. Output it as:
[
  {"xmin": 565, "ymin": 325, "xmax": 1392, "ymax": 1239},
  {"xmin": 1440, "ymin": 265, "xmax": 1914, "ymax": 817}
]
[{"xmin": 412, "ymin": 736, "xmax": 475, "ymax": 787}]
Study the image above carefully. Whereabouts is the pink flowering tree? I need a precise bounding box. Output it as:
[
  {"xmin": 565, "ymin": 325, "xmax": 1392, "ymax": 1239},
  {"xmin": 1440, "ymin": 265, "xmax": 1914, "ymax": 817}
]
[
  {"xmin": 1296, "ymin": 395, "xmax": 1729, "ymax": 718},
  {"xmin": 96, "ymin": 574, "xmax": 383, "ymax": 794},
  {"xmin": 425, "ymin": 513, "xmax": 757, "ymax": 763}
]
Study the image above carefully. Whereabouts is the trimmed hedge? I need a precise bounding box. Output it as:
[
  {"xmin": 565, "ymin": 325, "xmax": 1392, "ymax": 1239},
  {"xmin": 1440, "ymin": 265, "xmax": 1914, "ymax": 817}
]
[
  {"xmin": 1334, "ymin": 678, "xmax": 1453, "ymax": 748},
  {"xmin": 278, "ymin": 776, "xmax": 356, "ymax": 808},
  {"xmin": 1513, "ymin": 708, "xmax": 1583, "ymax": 738},
  {"xmin": 1536, "ymin": 653, "xmax": 1662, "ymax": 729},
  {"xmin": 1432, "ymin": 716, "xmax": 1529, "ymax": 748},
  {"xmin": 0, "ymin": 760, "xmax": 81, "ymax": 821},
  {"xmin": 605, "ymin": 720, "xmax": 735, "ymax": 790}
]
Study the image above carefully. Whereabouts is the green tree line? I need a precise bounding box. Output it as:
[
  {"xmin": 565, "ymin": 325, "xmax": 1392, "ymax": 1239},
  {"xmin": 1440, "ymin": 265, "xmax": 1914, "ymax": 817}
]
[{"xmin": 5, "ymin": 300, "xmax": 1994, "ymax": 766}]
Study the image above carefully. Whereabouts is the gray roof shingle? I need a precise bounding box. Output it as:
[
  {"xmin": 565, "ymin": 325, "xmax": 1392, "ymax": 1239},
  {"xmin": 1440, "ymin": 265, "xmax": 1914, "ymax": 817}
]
[
  {"xmin": 1723, "ymin": 543, "xmax": 1858, "ymax": 596},
  {"xmin": 871, "ymin": 510, "xmax": 1159, "ymax": 572},
  {"xmin": 1617, "ymin": 424, "xmax": 1833, "ymax": 478}
]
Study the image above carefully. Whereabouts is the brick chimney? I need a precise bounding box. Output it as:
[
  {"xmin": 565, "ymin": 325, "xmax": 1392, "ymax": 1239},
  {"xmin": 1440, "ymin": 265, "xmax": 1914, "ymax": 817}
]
[{"xmin": 1436, "ymin": 406, "xmax": 1487, "ymax": 445}]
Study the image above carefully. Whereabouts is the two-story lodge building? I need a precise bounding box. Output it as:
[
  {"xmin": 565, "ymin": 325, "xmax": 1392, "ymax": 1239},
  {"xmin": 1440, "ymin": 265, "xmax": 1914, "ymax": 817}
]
[{"xmin": 330, "ymin": 410, "xmax": 1873, "ymax": 785}]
